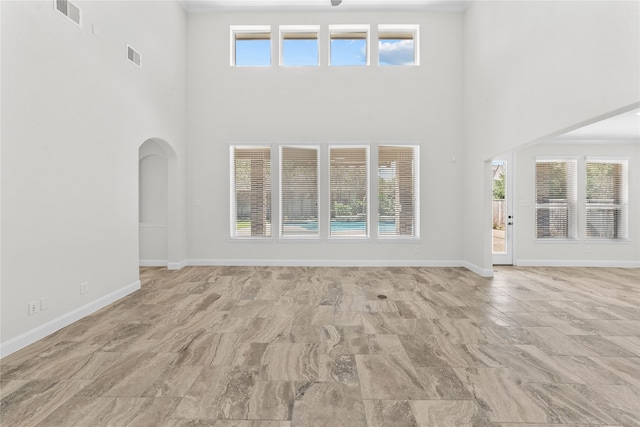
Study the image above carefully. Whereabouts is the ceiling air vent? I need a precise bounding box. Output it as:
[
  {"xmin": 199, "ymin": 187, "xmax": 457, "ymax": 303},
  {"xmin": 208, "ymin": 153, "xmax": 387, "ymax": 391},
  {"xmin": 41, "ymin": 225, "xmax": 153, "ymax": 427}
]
[
  {"xmin": 127, "ymin": 45, "xmax": 142, "ymax": 68},
  {"xmin": 55, "ymin": 0, "xmax": 81, "ymax": 26}
]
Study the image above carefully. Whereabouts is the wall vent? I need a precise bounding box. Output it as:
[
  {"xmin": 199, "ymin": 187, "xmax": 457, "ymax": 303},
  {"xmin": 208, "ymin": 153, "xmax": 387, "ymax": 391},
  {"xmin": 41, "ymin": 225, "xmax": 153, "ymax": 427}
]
[
  {"xmin": 55, "ymin": 0, "xmax": 81, "ymax": 26},
  {"xmin": 127, "ymin": 45, "xmax": 142, "ymax": 68}
]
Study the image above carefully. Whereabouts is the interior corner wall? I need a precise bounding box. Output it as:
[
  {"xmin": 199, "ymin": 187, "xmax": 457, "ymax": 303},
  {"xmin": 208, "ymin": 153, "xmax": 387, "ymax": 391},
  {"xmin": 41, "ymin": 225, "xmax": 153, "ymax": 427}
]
[
  {"xmin": 186, "ymin": 11, "xmax": 465, "ymax": 265},
  {"xmin": 0, "ymin": 0, "xmax": 187, "ymax": 356},
  {"xmin": 462, "ymin": 0, "xmax": 640, "ymax": 273}
]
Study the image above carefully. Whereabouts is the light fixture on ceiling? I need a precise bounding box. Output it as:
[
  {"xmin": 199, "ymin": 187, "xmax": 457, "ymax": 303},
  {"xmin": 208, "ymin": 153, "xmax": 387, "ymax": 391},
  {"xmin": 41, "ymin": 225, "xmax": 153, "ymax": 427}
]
[{"xmin": 331, "ymin": 0, "xmax": 342, "ymax": 6}]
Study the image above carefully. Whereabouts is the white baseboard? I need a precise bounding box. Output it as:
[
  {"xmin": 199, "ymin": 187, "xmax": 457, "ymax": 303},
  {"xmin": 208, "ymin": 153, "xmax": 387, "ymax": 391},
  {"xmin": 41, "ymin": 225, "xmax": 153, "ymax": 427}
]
[
  {"xmin": 462, "ymin": 261, "xmax": 494, "ymax": 277},
  {"xmin": 139, "ymin": 259, "xmax": 168, "ymax": 267},
  {"xmin": 516, "ymin": 259, "xmax": 640, "ymax": 268},
  {"xmin": 187, "ymin": 258, "xmax": 466, "ymax": 268},
  {"xmin": 168, "ymin": 259, "xmax": 188, "ymax": 270},
  {"xmin": 0, "ymin": 280, "xmax": 141, "ymax": 359}
]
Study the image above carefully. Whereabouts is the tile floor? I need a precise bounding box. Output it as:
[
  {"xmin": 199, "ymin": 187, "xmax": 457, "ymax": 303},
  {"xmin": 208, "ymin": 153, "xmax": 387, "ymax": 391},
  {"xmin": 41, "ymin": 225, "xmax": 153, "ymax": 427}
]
[{"xmin": 1, "ymin": 266, "xmax": 639, "ymax": 426}]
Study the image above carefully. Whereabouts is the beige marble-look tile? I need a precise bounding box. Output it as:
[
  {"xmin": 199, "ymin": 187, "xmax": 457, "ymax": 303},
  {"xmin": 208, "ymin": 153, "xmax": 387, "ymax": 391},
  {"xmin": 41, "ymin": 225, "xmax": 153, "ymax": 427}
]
[
  {"xmin": 454, "ymin": 367, "xmax": 547, "ymax": 423},
  {"xmin": 603, "ymin": 335, "xmax": 640, "ymax": 357},
  {"xmin": 568, "ymin": 334, "xmax": 638, "ymax": 357},
  {"xmin": 0, "ymin": 380, "xmax": 91, "ymax": 427},
  {"xmin": 238, "ymin": 318, "xmax": 291, "ymax": 344},
  {"xmin": 246, "ymin": 381, "xmax": 294, "ymax": 421},
  {"xmin": 588, "ymin": 356, "xmax": 640, "ymax": 388},
  {"xmin": 174, "ymin": 333, "xmax": 238, "ymax": 366},
  {"xmin": 525, "ymin": 383, "xmax": 619, "ymax": 425},
  {"xmin": 569, "ymin": 383, "xmax": 640, "ymax": 427},
  {"xmin": 355, "ymin": 353, "xmax": 428, "ymax": 400},
  {"xmin": 415, "ymin": 367, "xmax": 473, "ymax": 399},
  {"xmin": 88, "ymin": 397, "xmax": 180, "ymax": 427},
  {"xmin": 77, "ymin": 352, "xmax": 176, "ymax": 397},
  {"xmin": 551, "ymin": 356, "xmax": 632, "ymax": 385},
  {"xmin": 173, "ymin": 366, "xmax": 261, "ymax": 420},
  {"xmin": 34, "ymin": 397, "xmax": 116, "ymax": 427},
  {"xmin": 142, "ymin": 365, "xmax": 204, "ymax": 397},
  {"xmin": 409, "ymin": 400, "xmax": 487, "ymax": 427},
  {"xmin": 318, "ymin": 353, "xmax": 359, "ymax": 383},
  {"xmin": 485, "ymin": 345, "xmax": 585, "ymax": 384},
  {"xmin": 363, "ymin": 400, "xmax": 418, "ymax": 427},
  {"xmin": 0, "ymin": 379, "xmax": 29, "ymax": 400},
  {"xmin": 361, "ymin": 312, "xmax": 417, "ymax": 335},
  {"xmin": 261, "ymin": 343, "xmax": 319, "ymax": 381},
  {"xmin": 291, "ymin": 382, "xmax": 366, "ymax": 427},
  {"xmin": 320, "ymin": 325, "xmax": 369, "ymax": 355},
  {"xmin": 398, "ymin": 334, "xmax": 457, "ymax": 368}
]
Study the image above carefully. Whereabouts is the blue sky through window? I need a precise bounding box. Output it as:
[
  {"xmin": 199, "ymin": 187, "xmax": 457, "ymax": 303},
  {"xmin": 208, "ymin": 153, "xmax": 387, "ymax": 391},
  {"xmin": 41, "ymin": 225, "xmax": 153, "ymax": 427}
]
[
  {"xmin": 235, "ymin": 39, "xmax": 271, "ymax": 66},
  {"xmin": 283, "ymin": 39, "xmax": 318, "ymax": 66},
  {"xmin": 331, "ymin": 39, "xmax": 367, "ymax": 66},
  {"xmin": 379, "ymin": 39, "xmax": 415, "ymax": 66}
]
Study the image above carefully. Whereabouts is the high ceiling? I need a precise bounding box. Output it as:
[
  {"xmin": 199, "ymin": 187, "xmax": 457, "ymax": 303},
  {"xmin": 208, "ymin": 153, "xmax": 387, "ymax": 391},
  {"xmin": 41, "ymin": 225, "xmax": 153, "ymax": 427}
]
[
  {"xmin": 180, "ymin": 0, "xmax": 470, "ymax": 13},
  {"xmin": 553, "ymin": 108, "xmax": 640, "ymax": 142}
]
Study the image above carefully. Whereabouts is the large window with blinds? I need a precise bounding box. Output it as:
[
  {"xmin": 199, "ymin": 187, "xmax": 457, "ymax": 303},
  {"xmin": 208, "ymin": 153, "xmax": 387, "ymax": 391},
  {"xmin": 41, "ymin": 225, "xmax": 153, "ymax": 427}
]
[
  {"xmin": 280, "ymin": 146, "xmax": 319, "ymax": 237},
  {"xmin": 586, "ymin": 159, "xmax": 628, "ymax": 239},
  {"xmin": 330, "ymin": 146, "xmax": 369, "ymax": 237},
  {"xmin": 230, "ymin": 146, "xmax": 272, "ymax": 238},
  {"xmin": 329, "ymin": 25, "xmax": 369, "ymax": 66},
  {"xmin": 378, "ymin": 25, "xmax": 419, "ymax": 66},
  {"xmin": 378, "ymin": 146, "xmax": 420, "ymax": 238},
  {"xmin": 231, "ymin": 26, "xmax": 271, "ymax": 66},
  {"xmin": 535, "ymin": 159, "xmax": 577, "ymax": 239}
]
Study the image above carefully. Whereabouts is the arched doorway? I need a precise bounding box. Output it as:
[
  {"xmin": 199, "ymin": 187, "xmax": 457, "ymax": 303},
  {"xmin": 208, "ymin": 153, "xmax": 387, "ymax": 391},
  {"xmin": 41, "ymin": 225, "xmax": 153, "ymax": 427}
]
[{"xmin": 139, "ymin": 138, "xmax": 178, "ymax": 267}]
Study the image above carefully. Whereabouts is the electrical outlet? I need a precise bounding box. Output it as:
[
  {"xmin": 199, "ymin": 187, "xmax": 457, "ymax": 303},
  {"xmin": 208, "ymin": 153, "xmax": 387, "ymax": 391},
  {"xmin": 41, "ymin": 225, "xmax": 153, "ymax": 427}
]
[
  {"xmin": 41, "ymin": 297, "xmax": 50, "ymax": 311},
  {"xmin": 80, "ymin": 282, "xmax": 88, "ymax": 294},
  {"xmin": 28, "ymin": 301, "xmax": 39, "ymax": 316},
  {"xmin": 414, "ymin": 245, "xmax": 420, "ymax": 253}
]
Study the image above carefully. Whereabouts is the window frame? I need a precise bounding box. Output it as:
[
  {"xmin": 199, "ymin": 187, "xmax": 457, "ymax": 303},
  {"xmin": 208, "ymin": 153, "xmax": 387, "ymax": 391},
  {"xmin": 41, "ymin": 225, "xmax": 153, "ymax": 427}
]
[
  {"xmin": 230, "ymin": 25, "xmax": 272, "ymax": 67},
  {"xmin": 377, "ymin": 24, "xmax": 419, "ymax": 66},
  {"xmin": 279, "ymin": 25, "xmax": 320, "ymax": 67},
  {"xmin": 229, "ymin": 145, "xmax": 273, "ymax": 239},
  {"xmin": 328, "ymin": 145, "xmax": 371, "ymax": 239},
  {"xmin": 279, "ymin": 145, "xmax": 321, "ymax": 239},
  {"xmin": 377, "ymin": 144, "xmax": 420, "ymax": 240},
  {"xmin": 329, "ymin": 24, "xmax": 370, "ymax": 67},
  {"xmin": 585, "ymin": 157, "xmax": 629, "ymax": 240},
  {"xmin": 534, "ymin": 158, "xmax": 578, "ymax": 240}
]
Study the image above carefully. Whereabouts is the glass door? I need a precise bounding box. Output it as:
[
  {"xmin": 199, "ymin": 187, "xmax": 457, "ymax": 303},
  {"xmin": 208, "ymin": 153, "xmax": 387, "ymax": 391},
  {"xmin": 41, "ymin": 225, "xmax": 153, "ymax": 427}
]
[{"xmin": 492, "ymin": 155, "xmax": 513, "ymax": 265}]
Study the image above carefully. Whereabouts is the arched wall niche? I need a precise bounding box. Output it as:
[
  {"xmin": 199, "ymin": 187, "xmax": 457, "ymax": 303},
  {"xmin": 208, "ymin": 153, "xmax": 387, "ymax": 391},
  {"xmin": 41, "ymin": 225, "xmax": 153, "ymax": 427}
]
[{"xmin": 138, "ymin": 138, "xmax": 179, "ymax": 267}]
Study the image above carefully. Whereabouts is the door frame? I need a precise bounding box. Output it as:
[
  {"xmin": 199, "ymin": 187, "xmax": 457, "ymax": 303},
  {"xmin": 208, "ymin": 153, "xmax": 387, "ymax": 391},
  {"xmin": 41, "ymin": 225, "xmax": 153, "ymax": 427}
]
[{"xmin": 492, "ymin": 153, "xmax": 515, "ymax": 265}]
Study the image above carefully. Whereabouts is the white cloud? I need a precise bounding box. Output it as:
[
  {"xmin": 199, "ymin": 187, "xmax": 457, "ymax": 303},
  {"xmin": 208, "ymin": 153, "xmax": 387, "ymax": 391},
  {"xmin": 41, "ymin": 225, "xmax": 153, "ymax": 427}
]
[{"xmin": 378, "ymin": 40, "xmax": 415, "ymax": 65}]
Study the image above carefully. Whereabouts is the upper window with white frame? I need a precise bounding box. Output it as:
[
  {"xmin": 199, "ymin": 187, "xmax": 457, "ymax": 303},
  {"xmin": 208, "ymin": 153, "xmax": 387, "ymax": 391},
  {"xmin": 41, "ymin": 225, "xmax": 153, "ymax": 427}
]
[
  {"xmin": 329, "ymin": 25, "xmax": 370, "ymax": 66},
  {"xmin": 280, "ymin": 25, "xmax": 320, "ymax": 67},
  {"xmin": 231, "ymin": 26, "xmax": 271, "ymax": 67},
  {"xmin": 330, "ymin": 146, "xmax": 369, "ymax": 238},
  {"xmin": 378, "ymin": 25, "xmax": 419, "ymax": 66},
  {"xmin": 378, "ymin": 145, "xmax": 420, "ymax": 238},
  {"xmin": 535, "ymin": 159, "xmax": 577, "ymax": 239},
  {"xmin": 585, "ymin": 159, "xmax": 628, "ymax": 240},
  {"xmin": 230, "ymin": 146, "xmax": 272, "ymax": 238}
]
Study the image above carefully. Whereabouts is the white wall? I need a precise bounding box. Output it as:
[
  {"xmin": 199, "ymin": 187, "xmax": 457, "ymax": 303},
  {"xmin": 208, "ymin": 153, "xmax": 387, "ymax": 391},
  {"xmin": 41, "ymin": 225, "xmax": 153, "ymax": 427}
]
[
  {"xmin": 515, "ymin": 141, "xmax": 640, "ymax": 266},
  {"xmin": 463, "ymin": 0, "xmax": 640, "ymax": 274},
  {"xmin": 0, "ymin": 0, "xmax": 187, "ymax": 355},
  {"xmin": 186, "ymin": 11, "xmax": 465, "ymax": 265}
]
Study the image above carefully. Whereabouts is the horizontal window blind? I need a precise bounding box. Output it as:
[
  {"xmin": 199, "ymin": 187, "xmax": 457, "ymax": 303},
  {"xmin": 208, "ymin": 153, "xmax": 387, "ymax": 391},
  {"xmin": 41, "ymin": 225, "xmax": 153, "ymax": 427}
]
[
  {"xmin": 230, "ymin": 147, "xmax": 271, "ymax": 238},
  {"xmin": 280, "ymin": 146, "xmax": 319, "ymax": 237},
  {"xmin": 330, "ymin": 146, "xmax": 369, "ymax": 237},
  {"xmin": 235, "ymin": 32, "xmax": 271, "ymax": 40},
  {"xmin": 535, "ymin": 160, "xmax": 577, "ymax": 239},
  {"xmin": 378, "ymin": 146, "xmax": 420, "ymax": 238},
  {"xmin": 586, "ymin": 160, "xmax": 628, "ymax": 239}
]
